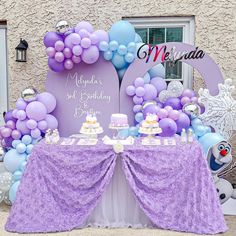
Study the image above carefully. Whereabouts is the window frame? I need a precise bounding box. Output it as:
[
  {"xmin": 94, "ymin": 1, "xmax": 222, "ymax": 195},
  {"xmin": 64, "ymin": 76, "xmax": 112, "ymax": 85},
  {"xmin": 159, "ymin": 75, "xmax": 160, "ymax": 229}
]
[
  {"xmin": 124, "ymin": 16, "xmax": 195, "ymax": 88},
  {"xmin": 0, "ymin": 24, "xmax": 8, "ymax": 125}
]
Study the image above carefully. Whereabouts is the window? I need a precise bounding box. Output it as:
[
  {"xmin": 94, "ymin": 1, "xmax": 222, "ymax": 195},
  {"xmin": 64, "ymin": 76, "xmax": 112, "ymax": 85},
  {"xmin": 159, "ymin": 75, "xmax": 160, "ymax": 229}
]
[
  {"xmin": 0, "ymin": 22, "xmax": 8, "ymax": 125},
  {"xmin": 124, "ymin": 17, "xmax": 195, "ymax": 88}
]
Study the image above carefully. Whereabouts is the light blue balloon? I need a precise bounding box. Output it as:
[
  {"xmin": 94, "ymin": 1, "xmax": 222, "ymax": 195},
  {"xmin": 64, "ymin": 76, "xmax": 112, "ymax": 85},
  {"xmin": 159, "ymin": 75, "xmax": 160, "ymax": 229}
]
[
  {"xmin": 4, "ymin": 149, "xmax": 26, "ymax": 173},
  {"xmin": 124, "ymin": 52, "xmax": 135, "ymax": 63},
  {"xmin": 127, "ymin": 42, "xmax": 136, "ymax": 53},
  {"xmin": 31, "ymin": 137, "xmax": 41, "ymax": 145},
  {"xmin": 149, "ymin": 64, "xmax": 165, "ymax": 79},
  {"xmin": 143, "ymin": 72, "xmax": 151, "ymax": 84},
  {"xmin": 9, "ymin": 181, "xmax": 20, "ymax": 203},
  {"xmin": 134, "ymin": 33, "xmax": 143, "ymax": 43},
  {"xmin": 118, "ymin": 128, "xmax": 129, "ymax": 139},
  {"xmin": 20, "ymin": 161, "xmax": 27, "ymax": 172},
  {"xmin": 117, "ymin": 68, "xmax": 127, "ymax": 80},
  {"xmin": 103, "ymin": 50, "xmax": 113, "ymax": 61},
  {"xmin": 26, "ymin": 144, "xmax": 34, "ymax": 154},
  {"xmin": 112, "ymin": 53, "xmax": 127, "ymax": 69},
  {"xmin": 99, "ymin": 41, "xmax": 109, "ymax": 51},
  {"xmin": 135, "ymin": 112, "xmax": 144, "ymax": 123},
  {"xmin": 191, "ymin": 118, "xmax": 203, "ymax": 128},
  {"xmin": 16, "ymin": 143, "xmax": 27, "ymax": 154},
  {"xmin": 117, "ymin": 45, "xmax": 127, "ymax": 56},
  {"xmin": 194, "ymin": 125, "xmax": 209, "ymax": 137},
  {"xmin": 21, "ymin": 135, "xmax": 32, "ymax": 145},
  {"xmin": 109, "ymin": 40, "xmax": 119, "ymax": 51},
  {"xmin": 129, "ymin": 126, "xmax": 139, "ymax": 137},
  {"xmin": 109, "ymin": 20, "xmax": 135, "ymax": 45},
  {"xmin": 198, "ymin": 133, "xmax": 225, "ymax": 155},
  {"xmin": 12, "ymin": 140, "xmax": 21, "ymax": 149},
  {"xmin": 13, "ymin": 170, "xmax": 23, "ymax": 181}
]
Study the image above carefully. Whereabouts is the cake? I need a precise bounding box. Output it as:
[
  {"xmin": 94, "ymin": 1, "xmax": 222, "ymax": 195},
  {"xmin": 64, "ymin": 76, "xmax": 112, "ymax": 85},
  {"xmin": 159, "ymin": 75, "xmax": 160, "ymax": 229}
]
[
  {"xmin": 109, "ymin": 113, "xmax": 129, "ymax": 128},
  {"xmin": 139, "ymin": 114, "xmax": 162, "ymax": 134},
  {"xmin": 80, "ymin": 114, "xmax": 103, "ymax": 134}
]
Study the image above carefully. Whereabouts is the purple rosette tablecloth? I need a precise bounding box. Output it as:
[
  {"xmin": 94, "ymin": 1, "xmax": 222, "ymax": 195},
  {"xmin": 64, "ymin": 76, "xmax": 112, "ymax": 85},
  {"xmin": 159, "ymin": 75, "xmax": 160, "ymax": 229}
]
[{"xmin": 5, "ymin": 138, "xmax": 227, "ymax": 234}]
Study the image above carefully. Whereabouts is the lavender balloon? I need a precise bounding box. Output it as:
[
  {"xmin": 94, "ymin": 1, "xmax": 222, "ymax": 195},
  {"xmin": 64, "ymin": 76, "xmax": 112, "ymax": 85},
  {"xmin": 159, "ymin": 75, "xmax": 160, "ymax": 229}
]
[
  {"xmin": 48, "ymin": 58, "xmax": 64, "ymax": 72},
  {"xmin": 126, "ymin": 85, "xmax": 136, "ymax": 96},
  {"xmin": 133, "ymin": 96, "xmax": 143, "ymax": 105},
  {"xmin": 11, "ymin": 130, "xmax": 21, "ymax": 140},
  {"xmin": 143, "ymin": 104, "xmax": 160, "ymax": 117},
  {"xmin": 45, "ymin": 114, "xmax": 58, "ymax": 130},
  {"xmin": 150, "ymin": 77, "xmax": 167, "ymax": 95},
  {"xmin": 63, "ymin": 48, "xmax": 72, "ymax": 58},
  {"xmin": 72, "ymin": 45, "xmax": 82, "ymax": 56},
  {"xmin": 54, "ymin": 41, "xmax": 65, "ymax": 52},
  {"xmin": 4, "ymin": 110, "xmax": 17, "ymax": 123},
  {"xmin": 94, "ymin": 30, "xmax": 109, "ymax": 43},
  {"xmin": 159, "ymin": 118, "xmax": 177, "ymax": 137},
  {"xmin": 143, "ymin": 84, "xmax": 157, "ymax": 101},
  {"xmin": 168, "ymin": 110, "xmax": 180, "ymax": 121},
  {"xmin": 64, "ymin": 33, "xmax": 81, "ymax": 49},
  {"xmin": 175, "ymin": 112, "xmax": 191, "ymax": 133},
  {"xmin": 26, "ymin": 101, "xmax": 47, "ymax": 121},
  {"xmin": 16, "ymin": 119, "xmax": 30, "ymax": 135},
  {"xmin": 182, "ymin": 89, "xmax": 195, "ymax": 98},
  {"xmin": 75, "ymin": 21, "xmax": 94, "ymax": 33},
  {"xmin": 157, "ymin": 109, "xmax": 168, "ymax": 119},
  {"xmin": 181, "ymin": 96, "xmax": 191, "ymax": 106},
  {"xmin": 54, "ymin": 52, "xmax": 65, "ymax": 63},
  {"xmin": 64, "ymin": 59, "xmax": 74, "ymax": 70},
  {"xmin": 134, "ymin": 77, "xmax": 145, "ymax": 87},
  {"xmin": 165, "ymin": 97, "xmax": 182, "ymax": 110},
  {"xmin": 46, "ymin": 47, "xmax": 56, "ymax": 58},
  {"xmin": 16, "ymin": 98, "xmax": 27, "ymax": 110},
  {"xmin": 135, "ymin": 87, "xmax": 145, "ymax": 97},
  {"xmin": 81, "ymin": 38, "xmax": 91, "ymax": 49},
  {"xmin": 133, "ymin": 105, "xmax": 142, "ymax": 113},
  {"xmin": 44, "ymin": 32, "xmax": 63, "ymax": 47},
  {"xmin": 37, "ymin": 92, "xmax": 56, "ymax": 113},
  {"xmin": 81, "ymin": 46, "xmax": 99, "ymax": 64}
]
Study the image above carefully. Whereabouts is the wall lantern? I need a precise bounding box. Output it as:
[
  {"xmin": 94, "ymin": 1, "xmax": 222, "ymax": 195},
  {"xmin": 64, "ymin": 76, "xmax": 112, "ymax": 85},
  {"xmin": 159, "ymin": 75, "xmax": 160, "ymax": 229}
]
[{"xmin": 15, "ymin": 38, "xmax": 28, "ymax": 62}]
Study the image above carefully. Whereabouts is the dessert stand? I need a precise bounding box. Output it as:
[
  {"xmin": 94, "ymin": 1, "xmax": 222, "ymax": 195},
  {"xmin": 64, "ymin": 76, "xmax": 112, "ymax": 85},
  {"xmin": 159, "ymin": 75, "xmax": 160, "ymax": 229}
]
[
  {"xmin": 139, "ymin": 127, "xmax": 162, "ymax": 145},
  {"xmin": 79, "ymin": 126, "xmax": 104, "ymax": 145}
]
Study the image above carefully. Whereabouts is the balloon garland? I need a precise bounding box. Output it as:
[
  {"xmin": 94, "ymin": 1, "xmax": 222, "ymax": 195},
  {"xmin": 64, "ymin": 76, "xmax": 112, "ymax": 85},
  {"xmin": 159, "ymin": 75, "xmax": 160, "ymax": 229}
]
[{"xmin": 0, "ymin": 88, "xmax": 58, "ymax": 203}]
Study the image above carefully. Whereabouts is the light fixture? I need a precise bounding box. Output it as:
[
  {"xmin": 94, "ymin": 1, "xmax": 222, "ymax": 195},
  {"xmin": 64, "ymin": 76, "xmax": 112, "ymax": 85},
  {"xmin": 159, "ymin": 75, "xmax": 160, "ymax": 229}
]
[{"xmin": 15, "ymin": 38, "xmax": 28, "ymax": 62}]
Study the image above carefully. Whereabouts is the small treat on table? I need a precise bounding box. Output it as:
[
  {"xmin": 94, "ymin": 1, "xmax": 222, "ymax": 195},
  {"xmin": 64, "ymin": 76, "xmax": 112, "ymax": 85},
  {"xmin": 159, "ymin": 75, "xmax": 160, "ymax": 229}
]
[
  {"xmin": 80, "ymin": 114, "xmax": 103, "ymax": 134},
  {"xmin": 139, "ymin": 114, "xmax": 162, "ymax": 134},
  {"xmin": 109, "ymin": 113, "xmax": 129, "ymax": 128}
]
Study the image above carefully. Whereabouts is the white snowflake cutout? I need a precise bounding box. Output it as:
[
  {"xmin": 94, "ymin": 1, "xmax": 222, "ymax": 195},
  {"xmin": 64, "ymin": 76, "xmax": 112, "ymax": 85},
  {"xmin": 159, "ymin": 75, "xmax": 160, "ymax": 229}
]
[{"xmin": 198, "ymin": 79, "xmax": 236, "ymax": 140}]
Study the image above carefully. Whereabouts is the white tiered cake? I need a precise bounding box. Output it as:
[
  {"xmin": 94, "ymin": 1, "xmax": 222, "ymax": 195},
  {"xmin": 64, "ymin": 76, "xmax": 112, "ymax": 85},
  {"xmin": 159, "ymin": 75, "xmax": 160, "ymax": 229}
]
[
  {"xmin": 139, "ymin": 114, "xmax": 162, "ymax": 135},
  {"xmin": 80, "ymin": 114, "xmax": 103, "ymax": 135}
]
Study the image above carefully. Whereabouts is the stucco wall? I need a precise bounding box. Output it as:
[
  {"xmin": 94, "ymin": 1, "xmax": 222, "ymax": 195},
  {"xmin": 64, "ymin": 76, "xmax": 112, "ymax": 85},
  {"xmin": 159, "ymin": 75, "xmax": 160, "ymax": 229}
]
[{"xmin": 0, "ymin": 0, "xmax": 236, "ymax": 180}]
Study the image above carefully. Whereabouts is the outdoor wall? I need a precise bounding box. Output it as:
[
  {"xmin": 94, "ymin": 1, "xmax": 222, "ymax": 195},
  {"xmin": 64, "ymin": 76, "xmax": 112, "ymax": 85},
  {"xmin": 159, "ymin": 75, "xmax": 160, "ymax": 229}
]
[{"xmin": 0, "ymin": 0, "xmax": 236, "ymax": 180}]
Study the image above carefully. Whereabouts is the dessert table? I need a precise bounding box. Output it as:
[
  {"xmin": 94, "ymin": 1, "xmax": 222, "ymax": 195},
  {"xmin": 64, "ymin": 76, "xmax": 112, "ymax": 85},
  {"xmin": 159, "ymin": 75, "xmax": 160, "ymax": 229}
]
[{"xmin": 5, "ymin": 137, "xmax": 227, "ymax": 234}]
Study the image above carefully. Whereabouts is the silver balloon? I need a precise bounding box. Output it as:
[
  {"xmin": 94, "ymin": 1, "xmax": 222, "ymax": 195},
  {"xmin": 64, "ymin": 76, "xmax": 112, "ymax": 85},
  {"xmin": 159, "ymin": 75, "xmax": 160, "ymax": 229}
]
[
  {"xmin": 167, "ymin": 80, "xmax": 184, "ymax": 97},
  {"xmin": 183, "ymin": 102, "xmax": 201, "ymax": 118},
  {"xmin": 21, "ymin": 87, "xmax": 38, "ymax": 102},
  {"xmin": 0, "ymin": 189, "xmax": 4, "ymax": 203},
  {"xmin": 0, "ymin": 172, "xmax": 13, "ymax": 192},
  {"xmin": 0, "ymin": 146, "xmax": 6, "ymax": 161},
  {"xmin": 55, "ymin": 20, "xmax": 70, "ymax": 34},
  {"xmin": 4, "ymin": 191, "xmax": 12, "ymax": 206},
  {"xmin": 158, "ymin": 90, "xmax": 171, "ymax": 103}
]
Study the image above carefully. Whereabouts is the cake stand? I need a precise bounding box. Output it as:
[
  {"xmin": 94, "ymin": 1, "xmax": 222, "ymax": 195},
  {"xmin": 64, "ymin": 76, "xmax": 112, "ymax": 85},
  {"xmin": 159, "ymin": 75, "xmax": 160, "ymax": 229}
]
[
  {"xmin": 139, "ymin": 127, "xmax": 162, "ymax": 145},
  {"xmin": 79, "ymin": 127, "xmax": 104, "ymax": 145},
  {"xmin": 109, "ymin": 124, "xmax": 129, "ymax": 140}
]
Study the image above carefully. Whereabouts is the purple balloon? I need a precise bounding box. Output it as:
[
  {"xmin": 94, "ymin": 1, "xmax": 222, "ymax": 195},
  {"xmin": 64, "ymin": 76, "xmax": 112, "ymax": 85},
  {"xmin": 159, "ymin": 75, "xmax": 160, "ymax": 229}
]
[
  {"xmin": 16, "ymin": 110, "xmax": 27, "ymax": 121},
  {"xmin": 164, "ymin": 105, "xmax": 173, "ymax": 112},
  {"xmin": 37, "ymin": 120, "xmax": 48, "ymax": 131},
  {"xmin": 165, "ymin": 97, "xmax": 182, "ymax": 110},
  {"xmin": 150, "ymin": 77, "xmax": 167, "ymax": 95},
  {"xmin": 94, "ymin": 30, "xmax": 109, "ymax": 43},
  {"xmin": 191, "ymin": 97, "xmax": 198, "ymax": 103},
  {"xmin": 90, "ymin": 33, "xmax": 98, "ymax": 45},
  {"xmin": 81, "ymin": 46, "xmax": 99, "ymax": 64},
  {"xmin": 157, "ymin": 102, "xmax": 164, "ymax": 108},
  {"xmin": 135, "ymin": 87, "xmax": 145, "ymax": 97},
  {"xmin": 126, "ymin": 85, "xmax": 136, "ymax": 96},
  {"xmin": 63, "ymin": 47, "xmax": 72, "ymax": 58},
  {"xmin": 72, "ymin": 45, "xmax": 82, "ymax": 56},
  {"xmin": 46, "ymin": 47, "xmax": 56, "ymax": 58},
  {"xmin": 26, "ymin": 101, "xmax": 47, "ymax": 121},
  {"xmin": 81, "ymin": 38, "xmax": 92, "ymax": 49},
  {"xmin": 31, "ymin": 128, "xmax": 41, "ymax": 139},
  {"xmin": 45, "ymin": 114, "xmax": 58, "ymax": 130},
  {"xmin": 182, "ymin": 89, "xmax": 195, "ymax": 98},
  {"xmin": 6, "ymin": 120, "xmax": 16, "ymax": 130},
  {"xmin": 143, "ymin": 104, "xmax": 160, "ymax": 116},
  {"xmin": 157, "ymin": 108, "xmax": 168, "ymax": 119},
  {"xmin": 1, "ymin": 127, "xmax": 12, "ymax": 138},
  {"xmin": 16, "ymin": 119, "xmax": 30, "ymax": 135},
  {"xmin": 54, "ymin": 40, "xmax": 64, "ymax": 52},
  {"xmin": 72, "ymin": 55, "xmax": 81, "ymax": 64},
  {"xmin": 37, "ymin": 92, "xmax": 57, "ymax": 113},
  {"xmin": 64, "ymin": 59, "xmax": 74, "ymax": 70},
  {"xmin": 4, "ymin": 110, "xmax": 17, "ymax": 123},
  {"xmin": 159, "ymin": 118, "xmax": 177, "ymax": 137},
  {"xmin": 78, "ymin": 29, "xmax": 90, "ymax": 38},
  {"xmin": 16, "ymin": 98, "xmax": 27, "ymax": 110},
  {"xmin": 133, "ymin": 95, "xmax": 143, "ymax": 105},
  {"xmin": 133, "ymin": 105, "xmax": 142, "ymax": 113},
  {"xmin": 26, "ymin": 119, "xmax": 37, "ymax": 130},
  {"xmin": 11, "ymin": 130, "xmax": 21, "ymax": 140},
  {"xmin": 44, "ymin": 32, "xmax": 63, "ymax": 47},
  {"xmin": 64, "ymin": 33, "xmax": 81, "ymax": 48},
  {"xmin": 134, "ymin": 77, "xmax": 144, "ymax": 87},
  {"xmin": 180, "ymin": 96, "xmax": 191, "ymax": 106},
  {"xmin": 4, "ymin": 136, "xmax": 13, "ymax": 148},
  {"xmin": 48, "ymin": 58, "xmax": 64, "ymax": 72},
  {"xmin": 75, "ymin": 21, "xmax": 94, "ymax": 33},
  {"xmin": 54, "ymin": 52, "xmax": 65, "ymax": 63},
  {"xmin": 168, "ymin": 110, "xmax": 180, "ymax": 121},
  {"xmin": 175, "ymin": 112, "xmax": 191, "ymax": 133},
  {"xmin": 143, "ymin": 84, "xmax": 157, "ymax": 101}
]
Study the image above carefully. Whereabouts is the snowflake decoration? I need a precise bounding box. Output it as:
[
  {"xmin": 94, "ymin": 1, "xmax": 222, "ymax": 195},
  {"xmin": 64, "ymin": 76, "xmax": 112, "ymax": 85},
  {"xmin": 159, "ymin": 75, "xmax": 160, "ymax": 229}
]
[{"xmin": 198, "ymin": 79, "xmax": 236, "ymax": 140}]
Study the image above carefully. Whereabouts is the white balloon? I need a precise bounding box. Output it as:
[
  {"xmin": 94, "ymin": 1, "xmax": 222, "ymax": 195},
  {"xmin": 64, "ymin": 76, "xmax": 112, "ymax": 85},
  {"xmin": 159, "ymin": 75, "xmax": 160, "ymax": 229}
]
[
  {"xmin": 0, "ymin": 172, "xmax": 13, "ymax": 192},
  {"xmin": 0, "ymin": 189, "xmax": 4, "ymax": 203},
  {"xmin": 158, "ymin": 90, "xmax": 171, "ymax": 103},
  {"xmin": 167, "ymin": 80, "xmax": 184, "ymax": 97}
]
